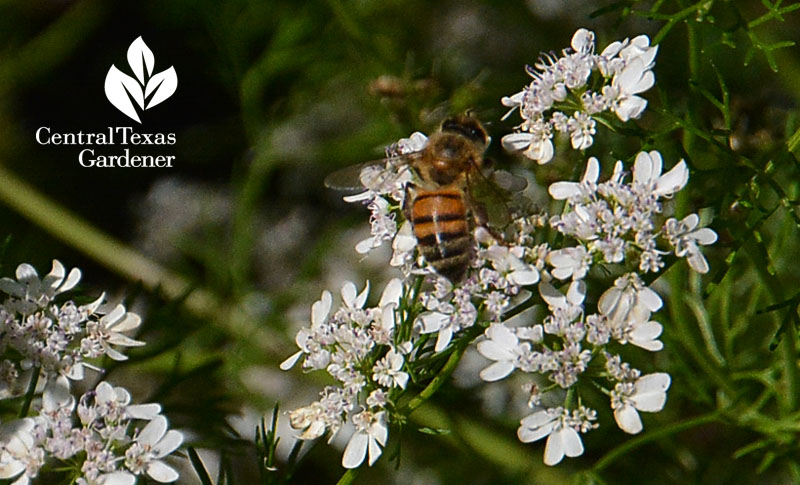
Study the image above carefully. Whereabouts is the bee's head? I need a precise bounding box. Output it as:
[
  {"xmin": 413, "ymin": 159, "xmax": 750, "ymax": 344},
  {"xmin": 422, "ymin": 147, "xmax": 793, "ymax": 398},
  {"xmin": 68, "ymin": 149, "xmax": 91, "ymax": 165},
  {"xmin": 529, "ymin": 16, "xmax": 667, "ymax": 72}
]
[{"xmin": 441, "ymin": 114, "xmax": 489, "ymax": 147}]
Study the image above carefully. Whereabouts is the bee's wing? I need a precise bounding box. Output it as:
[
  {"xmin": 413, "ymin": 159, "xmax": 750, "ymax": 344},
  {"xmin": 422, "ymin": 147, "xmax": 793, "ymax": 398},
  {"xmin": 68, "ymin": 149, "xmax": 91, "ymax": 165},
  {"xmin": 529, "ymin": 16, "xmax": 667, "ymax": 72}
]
[
  {"xmin": 467, "ymin": 167, "xmax": 528, "ymax": 228},
  {"xmin": 324, "ymin": 154, "xmax": 419, "ymax": 193}
]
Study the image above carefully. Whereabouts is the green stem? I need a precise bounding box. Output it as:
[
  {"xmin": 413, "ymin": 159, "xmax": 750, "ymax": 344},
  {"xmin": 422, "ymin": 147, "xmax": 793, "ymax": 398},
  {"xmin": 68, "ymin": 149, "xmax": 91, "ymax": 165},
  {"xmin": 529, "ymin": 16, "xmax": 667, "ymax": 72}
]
[
  {"xmin": 19, "ymin": 367, "xmax": 40, "ymax": 418},
  {"xmin": 336, "ymin": 468, "xmax": 360, "ymax": 485},
  {"xmin": 0, "ymin": 164, "xmax": 280, "ymax": 354},
  {"xmin": 593, "ymin": 412, "xmax": 720, "ymax": 471},
  {"xmin": 402, "ymin": 338, "xmax": 470, "ymax": 414}
]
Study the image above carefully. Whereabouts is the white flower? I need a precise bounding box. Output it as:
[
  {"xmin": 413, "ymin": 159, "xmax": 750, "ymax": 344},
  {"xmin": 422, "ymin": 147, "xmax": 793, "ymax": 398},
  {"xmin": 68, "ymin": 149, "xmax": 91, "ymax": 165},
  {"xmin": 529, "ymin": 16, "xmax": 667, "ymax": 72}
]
[
  {"xmin": 354, "ymin": 198, "xmax": 397, "ymax": 254},
  {"xmin": 570, "ymin": 28, "xmax": 595, "ymax": 55},
  {"xmin": 612, "ymin": 373, "xmax": 671, "ymax": 434},
  {"xmin": 416, "ymin": 311, "xmax": 452, "ymax": 352},
  {"xmin": 547, "ymin": 245, "xmax": 591, "ymax": 281},
  {"xmin": 390, "ymin": 221, "xmax": 417, "ymax": 269},
  {"xmin": 664, "ymin": 214, "xmax": 717, "ymax": 274},
  {"xmin": 598, "ymin": 274, "xmax": 661, "ymax": 330},
  {"xmin": 608, "ymin": 58, "xmax": 655, "ymax": 121},
  {"xmin": 0, "ymin": 418, "xmax": 39, "ymax": 484},
  {"xmin": 89, "ymin": 304, "xmax": 145, "ymax": 361},
  {"xmin": 626, "ymin": 320, "xmax": 664, "ymax": 351},
  {"xmin": 501, "ymin": 119, "xmax": 554, "ymax": 164},
  {"xmin": 124, "ymin": 415, "xmax": 183, "ymax": 483},
  {"xmin": 567, "ymin": 111, "xmax": 596, "ymax": 150},
  {"xmin": 484, "ymin": 245, "xmax": 540, "ymax": 286},
  {"xmin": 517, "ymin": 408, "xmax": 584, "ymax": 466},
  {"xmin": 341, "ymin": 281, "xmax": 370, "ymax": 311},
  {"xmin": 280, "ymin": 290, "xmax": 333, "ymax": 370},
  {"xmin": 632, "ymin": 151, "xmax": 689, "ymax": 198},
  {"xmin": 0, "ymin": 260, "xmax": 81, "ymax": 313},
  {"xmin": 549, "ymin": 157, "xmax": 600, "ymax": 201},
  {"xmin": 83, "ymin": 471, "xmax": 136, "ymax": 485},
  {"xmin": 372, "ymin": 349, "xmax": 408, "ymax": 389},
  {"xmin": 477, "ymin": 324, "xmax": 523, "ymax": 381},
  {"xmin": 342, "ymin": 411, "xmax": 388, "ymax": 469}
]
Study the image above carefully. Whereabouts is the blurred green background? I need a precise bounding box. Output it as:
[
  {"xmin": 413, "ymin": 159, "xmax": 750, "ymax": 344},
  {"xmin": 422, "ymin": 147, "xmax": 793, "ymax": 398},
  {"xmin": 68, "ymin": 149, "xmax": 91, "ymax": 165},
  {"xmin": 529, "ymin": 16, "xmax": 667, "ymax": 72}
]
[{"xmin": 1, "ymin": 0, "xmax": 800, "ymax": 484}]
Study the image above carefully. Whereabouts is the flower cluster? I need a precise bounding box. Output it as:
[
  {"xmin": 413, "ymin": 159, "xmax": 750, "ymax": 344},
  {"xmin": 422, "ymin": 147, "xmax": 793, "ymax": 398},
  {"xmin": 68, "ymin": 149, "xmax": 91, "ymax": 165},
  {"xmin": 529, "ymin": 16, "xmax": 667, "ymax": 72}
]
[
  {"xmin": 0, "ymin": 261, "xmax": 184, "ymax": 484},
  {"xmin": 0, "ymin": 261, "xmax": 144, "ymax": 391},
  {"xmin": 284, "ymin": 28, "xmax": 717, "ymax": 470},
  {"xmin": 501, "ymin": 28, "xmax": 658, "ymax": 163},
  {"xmin": 281, "ymin": 280, "xmax": 407, "ymax": 468}
]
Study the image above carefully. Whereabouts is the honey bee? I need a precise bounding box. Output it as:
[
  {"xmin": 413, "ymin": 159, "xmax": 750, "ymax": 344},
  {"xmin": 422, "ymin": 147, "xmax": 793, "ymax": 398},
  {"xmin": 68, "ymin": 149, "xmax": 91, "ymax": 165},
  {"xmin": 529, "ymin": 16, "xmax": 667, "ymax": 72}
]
[{"xmin": 326, "ymin": 114, "xmax": 526, "ymax": 281}]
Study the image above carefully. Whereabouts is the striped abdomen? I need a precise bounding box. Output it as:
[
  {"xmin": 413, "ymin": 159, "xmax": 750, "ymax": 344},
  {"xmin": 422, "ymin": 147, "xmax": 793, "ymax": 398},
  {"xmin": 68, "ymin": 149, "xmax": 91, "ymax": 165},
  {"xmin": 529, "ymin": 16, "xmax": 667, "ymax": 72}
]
[{"xmin": 410, "ymin": 189, "xmax": 472, "ymax": 281}]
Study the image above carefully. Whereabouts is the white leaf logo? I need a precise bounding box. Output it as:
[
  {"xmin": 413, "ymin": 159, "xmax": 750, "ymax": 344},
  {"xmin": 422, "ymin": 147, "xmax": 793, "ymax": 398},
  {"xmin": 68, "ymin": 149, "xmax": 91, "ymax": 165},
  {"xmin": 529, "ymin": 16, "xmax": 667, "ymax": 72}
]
[{"xmin": 104, "ymin": 36, "xmax": 178, "ymax": 123}]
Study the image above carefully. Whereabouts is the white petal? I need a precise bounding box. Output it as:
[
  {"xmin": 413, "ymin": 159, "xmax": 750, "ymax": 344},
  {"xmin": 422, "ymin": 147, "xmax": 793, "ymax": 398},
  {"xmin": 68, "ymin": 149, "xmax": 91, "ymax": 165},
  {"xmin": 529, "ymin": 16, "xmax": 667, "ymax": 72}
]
[
  {"xmin": 682, "ymin": 213, "xmax": 700, "ymax": 230},
  {"xmin": 311, "ymin": 291, "xmax": 332, "ymax": 326},
  {"xmin": 632, "ymin": 373, "xmax": 671, "ymax": 412},
  {"xmin": 109, "ymin": 313, "xmax": 142, "ymax": 332},
  {"xmin": 694, "ymin": 228, "xmax": 718, "ymax": 245},
  {"xmin": 583, "ymin": 157, "xmax": 600, "ymax": 183},
  {"xmin": 146, "ymin": 460, "xmax": 179, "ymax": 483},
  {"xmin": 43, "ymin": 376, "xmax": 72, "ymax": 411},
  {"xmin": 485, "ymin": 324, "xmax": 518, "ymax": 352},
  {"xmin": 479, "ymin": 361, "xmax": 515, "ymax": 382},
  {"xmin": 153, "ymin": 430, "xmax": 184, "ymax": 457},
  {"xmin": 355, "ymin": 237, "xmax": 377, "ymax": 254},
  {"xmin": 59, "ymin": 268, "xmax": 82, "ymax": 293},
  {"xmin": 614, "ymin": 403, "xmax": 643, "ymax": 434},
  {"xmin": 379, "ymin": 278, "xmax": 403, "ymax": 308},
  {"xmin": 138, "ymin": 415, "xmax": 167, "ymax": 445},
  {"xmin": 476, "ymin": 339, "xmax": 514, "ymax": 361},
  {"xmin": 633, "ymin": 151, "xmax": 654, "ymax": 185},
  {"xmin": 280, "ymin": 351, "xmax": 303, "ymax": 370},
  {"xmin": 687, "ymin": 251, "xmax": 710, "ymax": 274},
  {"xmin": 354, "ymin": 281, "xmax": 370, "ymax": 308},
  {"xmin": 501, "ymin": 132, "xmax": 533, "ymax": 152},
  {"xmin": 548, "ymin": 181, "xmax": 580, "ymax": 200},
  {"xmin": 341, "ymin": 282, "xmax": 356, "ymax": 307},
  {"xmin": 598, "ymin": 286, "xmax": 622, "ymax": 316},
  {"xmin": 367, "ymin": 436, "xmax": 383, "ymax": 466},
  {"xmin": 99, "ymin": 471, "xmax": 136, "ymax": 485},
  {"xmin": 103, "ymin": 304, "xmax": 127, "ymax": 326},
  {"xmin": 631, "ymin": 321, "xmax": 662, "ymax": 341},
  {"xmin": 342, "ymin": 432, "xmax": 368, "ymax": 469},
  {"xmin": 566, "ymin": 280, "xmax": 586, "ymax": 306},
  {"xmin": 655, "ymin": 160, "xmax": 689, "ymax": 196},
  {"xmin": 517, "ymin": 412, "xmax": 556, "ymax": 443},
  {"xmin": 0, "ymin": 461, "xmax": 25, "ymax": 480},
  {"xmin": 510, "ymin": 268, "xmax": 539, "ymax": 286},
  {"xmin": 543, "ymin": 429, "xmax": 566, "ymax": 466},
  {"xmin": 15, "ymin": 263, "xmax": 39, "ymax": 285},
  {"xmin": 127, "ymin": 403, "xmax": 162, "ymax": 420},
  {"xmin": 434, "ymin": 326, "xmax": 453, "ymax": 352},
  {"xmin": 560, "ymin": 427, "xmax": 584, "ymax": 458},
  {"xmin": 638, "ymin": 287, "xmax": 662, "ymax": 312},
  {"xmin": 417, "ymin": 312, "xmax": 449, "ymax": 333},
  {"xmin": 42, "ymin": 260, "xmax": 65, "ymax": 291}
]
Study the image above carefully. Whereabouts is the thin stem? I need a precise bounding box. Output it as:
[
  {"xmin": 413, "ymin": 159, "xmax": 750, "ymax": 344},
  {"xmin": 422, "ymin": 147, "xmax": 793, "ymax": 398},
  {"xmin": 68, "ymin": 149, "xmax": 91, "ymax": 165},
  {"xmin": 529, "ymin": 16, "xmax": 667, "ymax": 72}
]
[
  {"xmin": 593, "ymin": 412, "xmax": 720, "ymax": 471},
  {"xmin": 0, "ymin": 164, "xmax": 280, "ymax": 354},
  {"xmin": 402, "ymin": 337, "xmax": 470, "ymax": 414},
  {"xmin": 19, "ymin": 367, "xmax": 40, "ymax": 418},
  {"xmin": 336, "ymin": 468, "xmax": 360, "ymax": 485}
]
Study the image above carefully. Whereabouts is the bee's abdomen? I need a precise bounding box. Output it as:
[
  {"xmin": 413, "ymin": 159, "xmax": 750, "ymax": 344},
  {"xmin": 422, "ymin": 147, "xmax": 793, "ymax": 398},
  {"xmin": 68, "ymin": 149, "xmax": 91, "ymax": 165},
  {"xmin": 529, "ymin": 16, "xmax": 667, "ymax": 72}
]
[{"xmin": 411, "ymin": 189, "xmax": 471, "ymax": 281}]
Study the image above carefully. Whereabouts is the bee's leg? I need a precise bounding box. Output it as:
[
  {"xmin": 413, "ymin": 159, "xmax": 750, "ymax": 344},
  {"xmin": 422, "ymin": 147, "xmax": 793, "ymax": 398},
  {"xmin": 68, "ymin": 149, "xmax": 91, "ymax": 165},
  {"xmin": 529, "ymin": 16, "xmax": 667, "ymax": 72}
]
[{"xmin": 403, "ymin": 183, "xmax": 416, "ymax": 223}]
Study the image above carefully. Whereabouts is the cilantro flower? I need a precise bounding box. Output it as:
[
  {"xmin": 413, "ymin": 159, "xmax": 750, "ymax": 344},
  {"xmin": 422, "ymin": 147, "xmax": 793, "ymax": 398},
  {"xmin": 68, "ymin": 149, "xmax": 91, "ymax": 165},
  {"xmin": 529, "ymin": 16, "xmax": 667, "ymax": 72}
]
[{"xmin": 611, "ymin": 373, "xmax": 671, "ymax": 434}]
